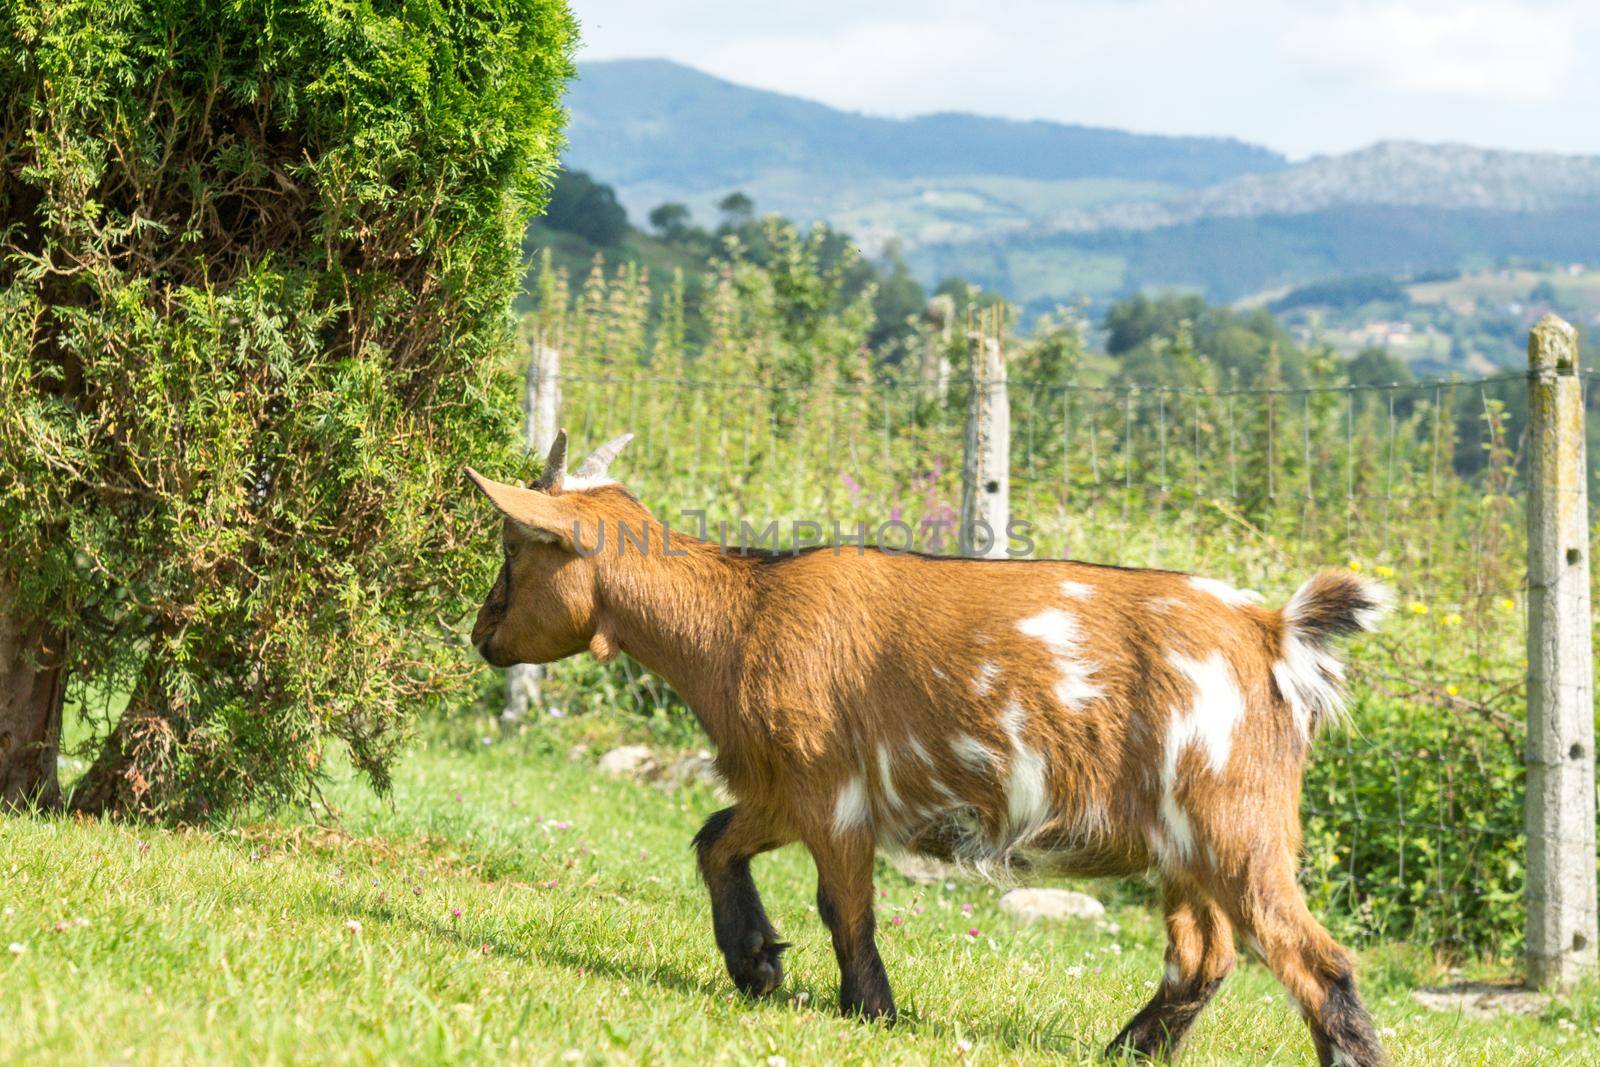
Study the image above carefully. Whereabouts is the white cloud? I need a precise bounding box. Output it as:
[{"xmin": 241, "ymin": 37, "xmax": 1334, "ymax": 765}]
[
  {"xmin": 573, "ymin": 0, "xmax": 1600, "ymax": 157},
  {"xmin": 1283, "ymin": 2, "xmax": 1577, "ymax": 100}
]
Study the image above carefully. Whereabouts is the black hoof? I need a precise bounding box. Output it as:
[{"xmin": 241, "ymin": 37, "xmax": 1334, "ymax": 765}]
[
  {"xmin": 840, "ymin": 995, "xmax": 897, "ymax": 1024},
  {"xmin": 727, "ymin": 933, "xmax": 788, "ymax": 997}
]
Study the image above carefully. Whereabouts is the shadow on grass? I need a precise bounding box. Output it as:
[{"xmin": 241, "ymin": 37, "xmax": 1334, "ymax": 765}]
[{"xmin": 325, "ymin": 888, "xmax": 1105, "ymax": 1060}]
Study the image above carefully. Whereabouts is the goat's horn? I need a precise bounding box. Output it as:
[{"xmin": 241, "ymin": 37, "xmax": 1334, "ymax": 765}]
[
  {"xmin": 531, "ymin": 428, "xmax": 568, "ymax": 490},
  {"xmin": 573, "ymin": 432, "xmax": 634, "ymax": 481}
]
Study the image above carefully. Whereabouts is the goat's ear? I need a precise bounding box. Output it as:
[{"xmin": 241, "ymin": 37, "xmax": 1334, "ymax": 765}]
[{"xmin": 465, "ymin": 467, "xmax": 576, "ymax": 542}]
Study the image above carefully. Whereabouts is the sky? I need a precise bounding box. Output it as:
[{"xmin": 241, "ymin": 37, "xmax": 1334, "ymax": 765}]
[{"xmin": 573, "ymin": 0, "xmax": 1600, "ymax": 159}]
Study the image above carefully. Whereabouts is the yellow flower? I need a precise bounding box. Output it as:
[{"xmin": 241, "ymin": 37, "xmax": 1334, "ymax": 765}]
[
  {"xmin": 1408, "ymin": 602, "xmax": 1428, "ymax": 615},
  {"xmin": 1442, "ymin": 613, "xmax": 1462, "ymax": 627},
  {"xmin": 1347, "ymin": 560, "xmax": 1363, "ymax": 572},
  {"xmin": 1445, "ymin": 684, "xmax": 1460, "ymax": 697},
  {"xmin": 1374, "ymin": 565, "xmax": 1395, "ymax": 579},
  {"xmin": 1500, "ymin": 597, "xmax": 1516, "ymax": 612}
]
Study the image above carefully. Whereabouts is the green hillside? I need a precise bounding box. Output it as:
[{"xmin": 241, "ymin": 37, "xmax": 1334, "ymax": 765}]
[
  {"xmin": 563, "ymin": 61, "xmax": 1600, "ymax": 316},
  {"xmin": 911, "ymin": 204, "xmax": 1600, "ymax": 312}
]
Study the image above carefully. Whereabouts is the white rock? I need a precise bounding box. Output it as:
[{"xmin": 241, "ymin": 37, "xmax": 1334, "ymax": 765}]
[
  {"xmin": 597, "ymin": 745, "xmax": 656, "ymax": 778},
  {"xmin": 1411, "ymin": 982, "xmax": 1547, "ymax": 1019},
  {"xmin": 886, "ymin": 852, "xmax": 961, "ymax": 885},
  {"xmin": 662, "ymin": 750, "xmax": 721, "ymax": 791},
  {"xmin": 998, "ymin": 888, "xmax": 1105, "ymax": 924}
]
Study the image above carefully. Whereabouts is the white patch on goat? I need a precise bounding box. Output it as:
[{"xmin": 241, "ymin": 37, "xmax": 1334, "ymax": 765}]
[
  {"xmin": 1059, "ymin": 579, "xmax": 1095, "ymax": 600},
  {"xmin": 1273, "ymin": 572, "xmax": 1390, "ymax": 739},
  {"xmin": 832, "ymin": 775, "xmax": 871, "ymax": 835},
  {"xmin": 1016, "ymin": 608, "xmax": 1103, "ymax": 711},
  {"xmin": 1188, "ymin": 575, "xmax": 1264, "ymax": 608},
  {"xmin": 931, "ymin": 666, "xmax": 947, "ymax": 682},
  {"xmin": 556, "ymin": 474, "xmax": 616, "ymax": 492},
  {"xmin": 972, "ymin": 661, "xmax": 1000, "ymax": 698},
  {"xmin": 876, "ymin": 745, "xmax": 904, "ymax": 815},
  {"xmin": 1159, "ymin": 651, "xmax": 1248, "ymax": 862},
  {"xmin": 998, "ymin": 701, "xmax": 1050, "ymax": 838},
  {"xmin": 1273, "ymin": 635, "xmax": 1348, "ymax": 743},
  {"xmin": 907, "ymin": 736, "xmax": 933, "ymax": 765},
  {"xmin": 951, "ymin": 733, "xmax": 997, "ymax": 769},
  {"xmin": 1147, "ymin": 596, "xmax": 1181, "ymax": 614},
  {"xmin": 1164, "ymin": 961, "xmax": 1183, "ymax": 987}
]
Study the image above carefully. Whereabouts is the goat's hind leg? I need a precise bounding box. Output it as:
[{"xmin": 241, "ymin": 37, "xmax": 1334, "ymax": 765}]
[
  {"xmin": 1107, "ymin": 880, "xmax": 1235, "ymax": 1061},
  {"xmin": 1211, "ymin": 853, "xmax": 1388, "ymax": 1067},
  {"xmin": 694, "ymin": 805, "xmax": 789, "ymax": 997}
]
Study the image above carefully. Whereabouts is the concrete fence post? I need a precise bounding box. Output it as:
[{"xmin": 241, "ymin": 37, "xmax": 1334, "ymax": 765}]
[
  {"xmin": 921, "ymin": 294, "xmax": 954, "ymax": 406},
  {"xmin": 503, "ymin": 341, "xmax": 561, "ymax": 728},
  {"xmin": 960, "ymin": 315, "xmax": 1009, "ymax": 559},
  {"xmin": 1524, "ymin": 313, "xmax": 1597, "ymax": 991}
]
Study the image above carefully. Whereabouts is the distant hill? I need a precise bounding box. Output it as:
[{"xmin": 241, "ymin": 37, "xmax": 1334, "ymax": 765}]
[
  {"xmin": 565, "ymin": 59, "xmax": 1286, "ymax": 235},
  {"xmin": 1047, "ymin": 142, "xmax": 1600, "ymax": 232},
  {"xmin": 564, "ymin": 59, "xmax": 1600, "ymax": 312}
]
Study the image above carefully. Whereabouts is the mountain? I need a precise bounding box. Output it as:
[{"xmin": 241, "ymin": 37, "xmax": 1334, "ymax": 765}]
[
  {"xmin": 565, "ymin": 59, "xmax": 1286, "ymax": 240},
  {"xmin": 1049, "ymin": 142, "xmax": 1600, "ymax": 232},
  {"xmin": 564, "ymin": 59, "xmax": 1600, "ymax": 312}
]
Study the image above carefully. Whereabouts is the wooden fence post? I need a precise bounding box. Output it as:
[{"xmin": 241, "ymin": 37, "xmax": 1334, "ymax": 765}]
[
  {"xmin": 961, "ymin": 316, "xmax": 1009, "ymax": 558},
  {"xmin": 504, "ymin": 341, "xmax": 561, "ymax": 727},
  {"xmin": 1525, "ymin": 313, "xmax": 1597, "ymax": 991}
]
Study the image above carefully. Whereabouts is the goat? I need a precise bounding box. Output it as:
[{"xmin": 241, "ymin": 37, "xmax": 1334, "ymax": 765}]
[{"xmin": 467, "ymin": 430, "xmax": 1393, "ymax": 1066}]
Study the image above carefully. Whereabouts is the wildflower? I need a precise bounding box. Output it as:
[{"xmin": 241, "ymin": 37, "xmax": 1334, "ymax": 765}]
[
  {"xmin": 1378, "ymin": 1027, "xmax": 1397, "ymax": 1039},
  {"xmin": 960, "ymin": 902, "xmax": 974, "ymax": 916},
  {"xmin": 480, "ymin": 943, "xmax": 493, "ymax": 956},
  {"xmin": 954, "ymin": 1039, "xmax": 973, "ymax": 1056},
  {"xmin": 344, "ymin": 919, "xmax": 362, "ymax": 935},
  {"xmin": 1408, "ymin": 602, "xmax": 1428, "ymax": 616},
  {"xmin": 1445, "ymin": 684, "xmax": 1460, "ymax": 697},
  {"xmin": 412, "ymin": 885, "xmax": 423, "ymax": 896},
  {"xmin": 1442, "ymin": 612, "xmax": 1462, "ymax": 627},
  {"xmin": 1065, "ymin": 965, "xmax": 1084, "ymax": 978},
  {"xmin": 1347, "ymin": 560, "xmax": 1363, "ymax": 572},
  {"xmin": 767, "ymin": 1057, "xmax": 788, "ymax": 1067},
  {"xmin": 966, "ymin": 927, "xmax": 980, "ymax": 939},
  {"xmin": 1500, "ymin": 597, "xmax": 1516, "ymax": 612},
  {"xmin": 7, "ymin": 942, "xmax": 23, "ymax": 955},
  {"xmin": 794, "ymin": 991, "xmax": 810, "ymax": 1006},
  {"xmin": 891, "ymin": 915, "xmax": 904, "ymax": 927},
  {"xmin": 1375, "ymin": 565, "xmax": 1394, "ymax": 579},
  {"xmin": 561, "ymin": 1052, "xmax": 583, "ymax": 1064},
  {"xmin": 450, "ymin": 907, "xmax": 463, "ymax": 920}
]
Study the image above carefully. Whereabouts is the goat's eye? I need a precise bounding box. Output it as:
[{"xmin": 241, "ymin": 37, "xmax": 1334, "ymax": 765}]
[{"xmin": 504, "ymin": 542, "xmax": 520, "ymax": 559}]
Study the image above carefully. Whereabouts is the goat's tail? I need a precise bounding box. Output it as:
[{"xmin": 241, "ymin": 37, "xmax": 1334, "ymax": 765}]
[{"xmin": 1274, "ymin": 570, "xmax": 1392, "ymax": 736}]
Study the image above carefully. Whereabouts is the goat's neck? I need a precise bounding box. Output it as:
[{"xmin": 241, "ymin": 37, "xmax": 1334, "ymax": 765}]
[{"xmin": 595, "ymin": 536, "xmax": 754, "ymax": 741}]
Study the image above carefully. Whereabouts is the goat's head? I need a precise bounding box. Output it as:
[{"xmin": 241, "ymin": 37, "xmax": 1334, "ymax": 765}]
[{"xmin": 465, "ymin": 430, "xmax": 641, "ymax": 668}]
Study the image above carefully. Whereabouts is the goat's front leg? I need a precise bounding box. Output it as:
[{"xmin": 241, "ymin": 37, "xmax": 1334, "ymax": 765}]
[
  {"xmin": 808, "ymin": 832, "xmax": 895, "ymax": 1022},
  {"xmin": 694, "ymin": 805, "xmax": 789, "ymax": 997}
]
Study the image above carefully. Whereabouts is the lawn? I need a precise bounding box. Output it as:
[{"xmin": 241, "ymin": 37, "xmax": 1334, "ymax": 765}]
[{"xmin": 3, "ymin": 714, "xmax": 1596, "ymax": 1066}]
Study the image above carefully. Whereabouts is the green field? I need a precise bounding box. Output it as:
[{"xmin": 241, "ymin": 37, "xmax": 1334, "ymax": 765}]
[{"xmin": 4, "ymin": 714, "xmax": 1596, "ymax": 1066}]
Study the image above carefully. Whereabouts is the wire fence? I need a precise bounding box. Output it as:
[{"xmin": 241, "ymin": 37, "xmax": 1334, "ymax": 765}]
[{"xmin": 535, "ymin": 327, "xmax": 1597, "ymax": 968}]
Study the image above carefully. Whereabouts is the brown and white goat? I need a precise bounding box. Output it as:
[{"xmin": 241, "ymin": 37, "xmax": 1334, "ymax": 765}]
[{"xmin": 467, "ymin": 431, "xmax": 1393, "ymax": 1066}]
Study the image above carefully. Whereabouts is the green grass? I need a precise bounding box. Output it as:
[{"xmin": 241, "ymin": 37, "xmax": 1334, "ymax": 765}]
[{"xmin": 3, "ymin": 715, "xmax": 1597, "ymax": 1065}]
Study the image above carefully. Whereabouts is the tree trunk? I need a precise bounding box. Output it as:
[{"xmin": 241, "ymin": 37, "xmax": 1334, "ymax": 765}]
[{"xmin": 0, "ymin": 573, "xmax": 65, "ymax": 811}]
